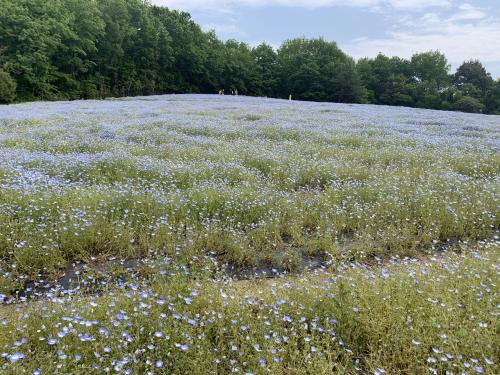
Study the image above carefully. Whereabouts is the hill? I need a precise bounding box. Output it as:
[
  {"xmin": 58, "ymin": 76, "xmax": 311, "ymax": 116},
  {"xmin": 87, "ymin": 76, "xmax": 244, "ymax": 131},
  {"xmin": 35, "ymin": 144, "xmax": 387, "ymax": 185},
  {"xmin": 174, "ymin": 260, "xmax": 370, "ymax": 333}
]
[{"xmin": 0, "ymin": 95, "xmax": 498, "ymax": 374}]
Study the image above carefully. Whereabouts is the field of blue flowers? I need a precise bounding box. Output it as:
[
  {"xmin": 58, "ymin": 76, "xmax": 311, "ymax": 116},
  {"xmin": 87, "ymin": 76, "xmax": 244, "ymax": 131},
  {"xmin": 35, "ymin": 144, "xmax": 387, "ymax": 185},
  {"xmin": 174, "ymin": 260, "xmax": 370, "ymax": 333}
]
[{"xmin": 0, "ymin": 95, "xmax": 498, "ymax": 374}]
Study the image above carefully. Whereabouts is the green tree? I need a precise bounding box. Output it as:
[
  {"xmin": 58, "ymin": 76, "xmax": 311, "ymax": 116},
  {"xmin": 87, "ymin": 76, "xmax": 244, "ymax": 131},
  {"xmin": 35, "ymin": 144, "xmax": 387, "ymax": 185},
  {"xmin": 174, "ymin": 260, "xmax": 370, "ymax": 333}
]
[
  {"xmin": 484, "ymin": 80, "xmax": 500, "ymax": 115},
  {"xmin": 95, "ymin": 0, "xmax": 154, "ymax": 97},
  {"xmin": 252, "ymin": 43, "xmax": 278, "ymax": 97},
  {"xmin": 380, "ymin": 74, "xmax": 413, "ymax": 106},
  {"xmin": 277, "ymin": 38, "xmax": 364, "ymax": 102},
  {"xmin": 0, "ymin": 68, "xmax": 16, "ymax": 103},
  {"xmin": 215, "ymin": 40, "xmax": 255, "ymax": 95},
  {"xmin": 408, "ymin": 51, "xmax": 450, "ymax": 109},
  {"xmin": 356, "ymin": 58, "xmax": 376, "ymax": 103},
  {"xmin": 410, "ymin": 51, "xmax": 449, "ymax": 87},
  {"xmin": 323, "ymin": 58, "xmax": 366, "ymax": 103},
  {"xmin": 454, "ymin": 60, "xmax": 493, "ymax": 96},
  {"xmin": 358, "ymin": 54, "xmax": 412, "ymax": 106},
  {"xmin": 453, "ymin": 96, "xmax": 485, "ymax": 113},
  {"xmin": 50, "ymin": 0, "xmax": 105, "ymax": 99},
  {"xmin": 0, "ymin": 0, "xmax": 67, "ymax": 99},
  {"xmin": 157, "ymin": 9, "xmax": 212, "ymax": 93}
]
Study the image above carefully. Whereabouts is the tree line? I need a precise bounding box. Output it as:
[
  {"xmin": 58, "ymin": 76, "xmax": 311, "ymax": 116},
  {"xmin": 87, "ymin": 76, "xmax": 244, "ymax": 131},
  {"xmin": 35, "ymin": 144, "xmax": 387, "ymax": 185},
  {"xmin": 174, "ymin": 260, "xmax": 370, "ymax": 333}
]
[{"xmin": 1, "ymin": 0, "xmax": 499, "ymax": 114}]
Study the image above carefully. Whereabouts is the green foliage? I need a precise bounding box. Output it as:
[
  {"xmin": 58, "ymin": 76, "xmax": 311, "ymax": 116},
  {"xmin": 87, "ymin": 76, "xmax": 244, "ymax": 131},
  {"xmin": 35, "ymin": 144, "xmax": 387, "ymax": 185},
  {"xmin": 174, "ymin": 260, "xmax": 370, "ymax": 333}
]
[
  {"xmin": 220, "ymin": 40, "xmax": 259, "ymax": 95},
  {"xmin": 357, "ymin": 53, "xmax": 500, "ymax": 113},
  {"xmin": 410, "ymin": 51, "xmax": 450, "ymax": 87},
  {"xmin": 0, "ymin": 69, "xmax": 16, "ymax": 103},
  {"xmin": 252, "ymin": 43, "xmax": 278, "ymax": 97},
  {"xmin": 277, "ymin": 38, "xmax": 365, "ymax": 102},
  {"xmin": 453, "ymin": 95, "xmax": 485, "ymax": 113},
  {"xmin": 484, "ymin": 80, "xmax": 500, "ymax": 114},
  {"xmin": 408, "ymin": 51, "xmax": 450, "ymax": 109},
  {"xmin": 358, "ymin": 54, "xmax": 413, "ymax": 106},
  {"xmin": 454, "ymin": 60, "xmax": 494, "ymax": 94},
  {"xmin": 0, "ymin": 0, "xmax": 64, "ymax": 99}
]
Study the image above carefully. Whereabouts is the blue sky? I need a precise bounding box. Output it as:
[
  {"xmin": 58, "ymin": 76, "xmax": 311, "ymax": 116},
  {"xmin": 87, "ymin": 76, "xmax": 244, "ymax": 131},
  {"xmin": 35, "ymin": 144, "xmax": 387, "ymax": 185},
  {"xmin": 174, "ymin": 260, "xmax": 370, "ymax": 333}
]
[{"xmin": 152, "ymin": 1, "xmax": 500, "ymax": 78}]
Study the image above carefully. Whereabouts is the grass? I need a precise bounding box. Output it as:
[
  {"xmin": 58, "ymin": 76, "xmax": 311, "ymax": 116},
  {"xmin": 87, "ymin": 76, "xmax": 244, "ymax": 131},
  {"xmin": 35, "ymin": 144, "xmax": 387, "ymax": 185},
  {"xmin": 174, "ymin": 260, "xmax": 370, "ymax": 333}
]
[
  {"xmin": 0, "ymin": 94, "xmax": 498, "ymax": 373},
  {"xmin": 0, "ymin": 245, "xmax": 497, "ymax": 374}
]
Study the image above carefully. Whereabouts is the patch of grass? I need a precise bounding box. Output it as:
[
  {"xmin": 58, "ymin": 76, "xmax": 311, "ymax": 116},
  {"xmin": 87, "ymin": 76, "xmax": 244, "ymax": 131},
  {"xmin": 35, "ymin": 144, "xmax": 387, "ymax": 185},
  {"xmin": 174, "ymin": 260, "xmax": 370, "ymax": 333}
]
[
  {"xmin": 0, "ymin": 248, "xmax": 497, "ymax": 374},
  {"xmin": 243, "ymin": 114, "xmax": 262, "ymax": 121}
]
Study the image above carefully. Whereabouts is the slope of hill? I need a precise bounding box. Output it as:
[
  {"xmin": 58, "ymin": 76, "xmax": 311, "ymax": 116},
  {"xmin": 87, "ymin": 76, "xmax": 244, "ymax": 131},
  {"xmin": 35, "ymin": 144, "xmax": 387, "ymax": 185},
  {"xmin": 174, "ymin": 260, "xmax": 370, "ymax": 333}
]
[{"xmin": 0, "ymin": 95, "xmax": 498, "ymax": 374}]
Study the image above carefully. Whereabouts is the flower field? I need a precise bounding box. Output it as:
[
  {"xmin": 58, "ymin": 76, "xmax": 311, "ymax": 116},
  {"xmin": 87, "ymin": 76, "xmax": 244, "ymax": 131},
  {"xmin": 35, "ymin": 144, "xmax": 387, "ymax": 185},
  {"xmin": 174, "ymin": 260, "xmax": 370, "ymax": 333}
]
[{"xmin": 0, "ymin": 95, "xmax": 498, "ymax": 374}]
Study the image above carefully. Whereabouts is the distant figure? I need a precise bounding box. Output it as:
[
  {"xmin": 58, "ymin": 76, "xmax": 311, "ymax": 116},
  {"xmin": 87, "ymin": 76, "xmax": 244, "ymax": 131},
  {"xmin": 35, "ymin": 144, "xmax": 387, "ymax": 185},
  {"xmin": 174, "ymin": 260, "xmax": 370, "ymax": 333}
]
[
  {"xmin": 289, "ymin": 94, "xmax": 292, "ymax": 101},
  {"xmin": 235, "ymin": 89, "xmax": 238, "ymax": 96},
  {"xmin": 231, "ymin": 89, "xmax": 234, "ymax": 95}
]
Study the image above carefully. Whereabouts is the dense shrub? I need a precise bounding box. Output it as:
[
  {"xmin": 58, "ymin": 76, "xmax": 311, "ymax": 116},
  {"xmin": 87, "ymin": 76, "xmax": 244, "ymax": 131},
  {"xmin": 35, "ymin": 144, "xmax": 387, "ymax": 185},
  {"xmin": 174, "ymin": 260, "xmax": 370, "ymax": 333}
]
[
  {"xmin": 453, "ymin": 96, "xmax": 485, "ymax": 113},
  {"xmin": 0, "ymin": 69, "xmax": 16, "ymax": 103}
]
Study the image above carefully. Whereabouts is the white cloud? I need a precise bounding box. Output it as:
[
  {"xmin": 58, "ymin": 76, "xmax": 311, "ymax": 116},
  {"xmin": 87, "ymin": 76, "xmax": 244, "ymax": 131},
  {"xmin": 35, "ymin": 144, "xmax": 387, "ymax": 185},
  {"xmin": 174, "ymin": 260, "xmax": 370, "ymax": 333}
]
[
  {"xmin": 203, "ymin": 22, "xmax": 248, "ymax": 37},
  {"xmin": 339, "ymin": 2, "xmax": 500, "ymax": 75},
  {"xmin": 151, "ymin": 0, "xmax": 449, "ymax": 12},
  {"xmin": 448, "ymin": 3, "xmax": 486, "ymax": 21},
  {"xmin": 387, "ymin": 0, "xmax": 451, "ymax": 11},
  {"xmin": 344, "ymin": 14, "xmax": 500, "ymax": 70}
]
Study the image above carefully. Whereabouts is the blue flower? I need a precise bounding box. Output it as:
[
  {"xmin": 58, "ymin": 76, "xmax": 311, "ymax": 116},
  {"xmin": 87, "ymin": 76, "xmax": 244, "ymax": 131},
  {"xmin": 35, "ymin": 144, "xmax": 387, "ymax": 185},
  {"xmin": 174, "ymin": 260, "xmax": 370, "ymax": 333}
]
[{"xmin": 8, "ymin": 353, "xmax": 25, "ymax": 364}]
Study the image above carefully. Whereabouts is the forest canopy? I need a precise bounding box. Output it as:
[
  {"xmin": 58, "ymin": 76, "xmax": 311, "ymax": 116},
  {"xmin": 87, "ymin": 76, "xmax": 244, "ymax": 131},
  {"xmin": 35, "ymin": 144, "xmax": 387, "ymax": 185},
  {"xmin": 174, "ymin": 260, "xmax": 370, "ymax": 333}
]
[{"xmin": 0, "ymin": 0, "xmax": 499, "ymax": 114}]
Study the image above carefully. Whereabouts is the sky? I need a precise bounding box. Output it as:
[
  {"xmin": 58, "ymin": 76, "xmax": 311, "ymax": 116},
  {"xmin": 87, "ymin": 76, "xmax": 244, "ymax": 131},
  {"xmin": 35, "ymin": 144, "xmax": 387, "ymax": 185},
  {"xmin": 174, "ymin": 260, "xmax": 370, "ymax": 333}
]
[{"xmin": 151, "ymin": 0, "xmax": 500, "ymax": 78}]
